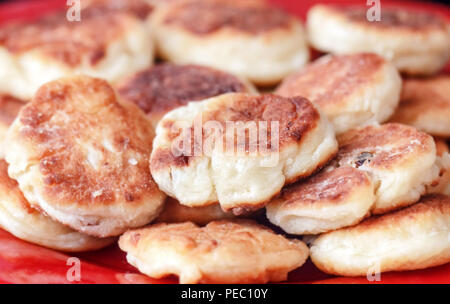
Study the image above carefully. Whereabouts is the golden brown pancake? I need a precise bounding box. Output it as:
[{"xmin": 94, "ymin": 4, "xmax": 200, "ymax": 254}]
[
  {"xmin": 119, "ymin": 219, "xmax": 309, "ymax": 283},
  {"xmin": 0, "ymin": 160, "xmax": 114, "ymax": 252},
  {"xmin": 310, "ymin": 194, "xmax": 450, "ymax": 276},
  {"xmin": 151, "ymin": 0, "xmax": 309, "ymax": 85},
  {"xmin": 81, "ymin": 0, "xmax": 154, "ymax": 20},
  {"xmin": 266, "ymin": 166, "xmax": 374, "ymax": 234},
  {"xmin": 4, "ymin": 76, "xmax": 165, "ymax": 237},
  {"xmin": 335, "ymin": 123, "xmax": 439, "ymax": 214},
  {"xmin": 276, "ymin": 53, "xmax": 401, "ymax": 134},
  {"xmin": 117, "ymin": 64, "xmax": 256, "ymax": 127},
  {"xmin": 428, "ymin": 138, "xmax": 450, "ymax": 196},
  {"xmin": 150, "ymin": 93, "xmax": 337, "ymax": 214},
  {"xmin": 307, "ymin": 5, "xmax": 450, "ymax": 75},
  {"xmin": 390, "ymin": 76, "xmax": 450, "ymax": 138}
]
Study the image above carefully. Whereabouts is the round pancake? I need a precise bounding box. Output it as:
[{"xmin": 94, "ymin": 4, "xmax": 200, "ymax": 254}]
[
  {"xmin": 0, "ymin": 94, "xmax": 23, "ymax": 145},
  {"xmin": 428, "ymin": 139, "xmax": 450, "ymax": 196},
  {"xmin": 81, "ymin": 0, "xmax": 154, "ymax": 20},
  {"xmin": 151, "ymin": 0, "xmax": 309, "ymax": 85},
  {"xmin": 276, "ymin": 53, "xmax": 402, "ymax": 135},
  {"xmin": 4, "ymin": 76, "xmax": 166, "ymax": 237},
  {"xmin": 0, "ymin": 160, "xmax": 114, "ymax": 252},
  {"xmin": 389, "ymin": 76, "xmax": 450, "ymax": 138},
  {"xmin": 310, "ymin": 194, "xmax": 450, "ymax": 276},
  {"xmin": 119, "ymin": 219, "xmax": 309, "ymax": 283},
  {"xmin": 307, "ymin": 5, "xmax": 450, "ymax": 75},
  {"xmin": 150, "ymin": 93, "xmax": 338, "ymax": 215},
  {"xmin": 266, "ymin": 166, "xmax": 375, "ymax": 235},
  {"xmin": 336, "ymin": 123, "xmax": 439, "ymax": 214},
  {"xmin": 0, "ymin": 8, "xmax": 153, "ymax": 100},
  {"xmin": 117, "ymin": 64, "xmax": 257, "ymax": 128},
  {"xmin": 156, "ymin": 197, "xmax": 235, "ymax": 225}
]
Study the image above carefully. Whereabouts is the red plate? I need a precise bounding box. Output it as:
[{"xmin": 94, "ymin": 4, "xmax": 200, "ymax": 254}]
[{"xmin": 0, "ymin": 0, "xmax": 449, "ymax": 284}]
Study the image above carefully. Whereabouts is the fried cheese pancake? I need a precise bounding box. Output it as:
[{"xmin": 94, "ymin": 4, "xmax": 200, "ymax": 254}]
[
  {"xmin": 276, "ymin": 53, "xmax": 401, "ymax": 135},
  {"xmin": 307, "ymin": 5, "xmax": 450, "ymax": 75},
  {"xmin": 151, "ymin": 0, "xmax": 309, "ymax": 85},
  {"xmin": 4, "ymin": 76, "xmax": 165, "ymax": 237},
  {"xmin": 0, "ymin": 160, "xmax": 114, "ymax": 252},
  {"xmin": 310, "ymin": 194, "xmax": 450, "ymax": 276},
  {"xmin": 150, "ymin": 93, "xmax": 338, "ymax": 214},
  {"xmin": 117, "ymin": 64, "xmax": 257, "ymax": 128},
  {"xmin": 389, "ymin": 76, "xmax": 450, "ymax": 138},
  {"xmin": 119, "ymin": 220, "xmax": 309, "ymax": 284}
]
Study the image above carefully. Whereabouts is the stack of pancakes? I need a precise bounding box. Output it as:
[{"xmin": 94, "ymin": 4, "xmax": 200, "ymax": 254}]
[{"xmin": 0, "ymin": 0, "xmax": 448, "ymax": 284}]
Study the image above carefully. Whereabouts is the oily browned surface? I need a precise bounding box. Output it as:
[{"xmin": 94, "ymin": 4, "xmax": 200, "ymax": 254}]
[
  {"xmin": 14, "ymin": 76, "xmax": 160, "ymax": 208},
  {"xmin": 118, "ymin": 64, "xmax": 247, "ymax": 115},
  {"xmin": 82, "ymin": 0, "xmax": 153, "ymax": 20},
  {"xmin": 0, "ymin": 94, "xmax": 23, "ymax": 126},
  {"xmin": 163, "ymin": 0, "xmax": 291, "ymax": 35}
]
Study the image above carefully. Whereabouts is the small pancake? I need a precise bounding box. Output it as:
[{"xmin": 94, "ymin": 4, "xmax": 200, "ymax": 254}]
[
  {"xmin": 151, "ymin": 0, "xmax": 309, "ymax": 85},
  {"xmin": 156, "ymin": 197, "xmax": 236, "ymax": 225},
  {"xmin": 0, "ymin": 160, "xmax": 113, "ymax": 252},
  {"xmin": 4, "ymin": 76, "xmax": 166, "ymax": 237},
  {"xmin": 119, "ymin": 219, "xmax": 309, "ymax": 283},
  {"xmin": 310, "ymin": 194, "xmax": 450, "ymax": 276},
  {"xmin": 276, "ymin": 53, "xmax": 401, "ymax": 134},
  {"xmin": 0, "ymin": 8, "xmax": 153, "ymax": 100},
  {"xmin": 389, "ymin": 76, "xmax": 450, "ymax": 138},
  {"xmin": 266, "ymin": 166, "xmax": 375, "ymax": 235},
  {"xmin": 336, "ymin": 123, "xmax": 439, "ymax": 214},
  {"xmin": 117, "ymin": 64, "xmax": 257, "ymax": 128},
  {"xmin": 428, "ymin": 139, "xmax": 450, "ymax": 196},
  {"xmin": 0, "ymin": 94, "xmax": 23, "ymax": 144},
  {"xmin": 307, "ymin": 5, "xmax": 450, "ymax": 75},
  {"xmin": 150, "ymin": 93, "xmax": 337, "ymax": 214}
]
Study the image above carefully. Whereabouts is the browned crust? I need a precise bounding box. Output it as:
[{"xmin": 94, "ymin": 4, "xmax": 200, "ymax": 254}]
[
  {"xmin": 0, "ymin": 94, "xmax": 24, "ymax": 127},
  {"xmin": 151, "ymin": 94, "xmax": 320, "ymax": 171},
  {"xmin": 336, "ymin": 123, "xmax": 434, "ymax": 170},
  {"xmin": 343, "ymin": 194, "xmax": 450, "ymax": 232},
  {"xmin": 0, "ymin": 11, "xmax": 134, "ymax": 66},
  {"xmin": 276, "ymin": 53, "xmax": 385, "ymax": 111},
  {"xmin": 162, "ymin": 0, "xmax": 292, "ymax": 35},
  {"xmin": 327, "ymin": 5, "xmax": 448, "ymax": 32},
  {"xmin": 118, "ymin": 64, "xmax": 248, "ymax": 116},
  {"xmin": 279, "ymin": 167, "xmax": 371, "ymax": 208},
  {"xmin": 15, "ymin": 76, "xmax": 160, "ymax": 207},
  {"xmin": 82, "ymin": 0, "xmax": 154, "ymax": 20}
]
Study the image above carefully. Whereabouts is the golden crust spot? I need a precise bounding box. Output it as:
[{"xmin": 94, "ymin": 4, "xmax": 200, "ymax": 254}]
[{"xmin": 0, "ymin": 94, "xmax": 23, "ymax": 127}]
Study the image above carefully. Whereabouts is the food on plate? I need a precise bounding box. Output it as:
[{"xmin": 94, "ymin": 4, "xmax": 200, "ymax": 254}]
[
  {"xmin": 307, "ymin": 5, "xmax": 450, "ymax": 75},
  {"xmin": 0, "ymin": 160, "xmax": 114, "ymax": 252},
  {"xmin": 151, "ymin": 0, "xmax": 309, "ymax": 85},
  {"xmin": 276, "ymin": 53, "xmax": 402, "ymax": 134},
  {"xmin": 4, "ymin": 76, "xmax": 165, "ymax": 237},
  {"xmin": 117, "ymin": 64, "xmax": 256, "ymax": 128},
  {"xmin": 266, "ymin": 166, "xmax": 374, "ymax": 235},
  {"xmin": 427, "ymin": 139, "xmax": 450, "ymax": 196},
  {"xmin": 389, "ymin": 76, "xmax": 450, "ymax": 138},
  {"xmin": 119, "ymin": 220, "xmax": 309, "ymax": 283},
  {"xmin": 81, "ymin": 0, "xmax": 154, "ymax": 20},
  {"xmin": 0, "ymin": 7, "xmax": 153, "ymax": 100},
  {"xmin": 155, "ymin": 197, "xmax": 236, "ymax": 225},
  {"xmin": 310, "ymin": 194, "xmax": 450, "ymax": 276},
  {"xmin": 336, "ymin": 123, "xmax": 439, "ymax": 214},
  {"xmin": 0, "ymin": 94, "xmax": 23, "ymax": 144},
  {"xmin": 150, "ymin": 93, "xmax": 337, "ymax": 214}
]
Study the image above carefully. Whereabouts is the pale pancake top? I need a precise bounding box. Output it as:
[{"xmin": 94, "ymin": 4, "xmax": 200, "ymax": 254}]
[
  {"xmin": 162, "ymin": 0, "xmax": 292, "ymax": 35},
  {"xmin": 276, "ymin": 166, "xmax": 372, "ymax": 209},
  {"xmin": 276, "ymin": 53, "xmax": 386, "ymax": 113},
  {"xmin": 336, "ymin": 123, "xmax": 434, "ymax": 171},
  {"xmin": 389, "ymin": 76, "xmax": 450, "ymax": 136},
  {"xmin": 10, "ymin": 76, "xmax": 161, "ymax": 208},
  {"xmin": 118, "ymin": 64, "xmax": 248, "ymax": 116},
  {"xmin": 0, "ymin": 10, "xmax": 139, "ymax": 67},
  {"xmin": 151, "ymin": 94, "xmax": 320, "ymax": 170}
]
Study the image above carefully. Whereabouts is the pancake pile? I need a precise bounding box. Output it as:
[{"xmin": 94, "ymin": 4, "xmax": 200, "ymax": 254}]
[{"xmin": 0, "ymin": 0, "xmax": 449, "ymax": 283}]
